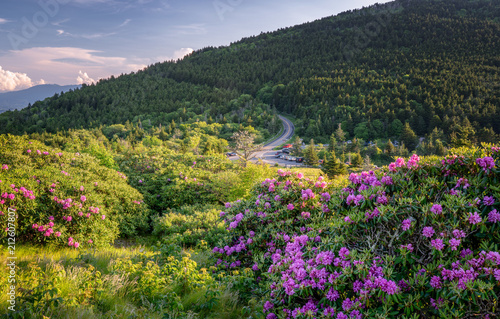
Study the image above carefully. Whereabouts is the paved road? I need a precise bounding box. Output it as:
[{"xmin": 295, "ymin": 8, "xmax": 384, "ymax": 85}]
[{"xmin": 248, "ymin": 115, "xmax": 303, "ymax": 167}]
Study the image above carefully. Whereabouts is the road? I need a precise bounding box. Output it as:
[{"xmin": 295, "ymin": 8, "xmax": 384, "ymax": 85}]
[{"xmin": 248, "ymin": 115, "xmax": 303, "ymax": 167}]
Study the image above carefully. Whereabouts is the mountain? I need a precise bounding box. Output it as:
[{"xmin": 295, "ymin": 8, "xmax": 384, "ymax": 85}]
[
  {"xmin": 0, "ymin": 0, "xmax": 499, "ymax": 147},
  {"xmin": 0, "ymin": 84, "xmax": 81, "ymax": 113}
]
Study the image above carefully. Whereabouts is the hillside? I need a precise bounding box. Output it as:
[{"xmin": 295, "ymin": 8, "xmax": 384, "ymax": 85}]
[
  {"xmin": 0, "ymin": 0, "xmax": 499, "ymax": 147},
  {"xmin": 0, "ymin": 84, "xmax": 80, "ymax": 113}
]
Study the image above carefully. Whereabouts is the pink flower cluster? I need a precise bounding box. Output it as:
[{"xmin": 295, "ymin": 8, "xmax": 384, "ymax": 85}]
[{"xmin": 476, "ymin": 156, "xmax": 495, "ymax": 172}]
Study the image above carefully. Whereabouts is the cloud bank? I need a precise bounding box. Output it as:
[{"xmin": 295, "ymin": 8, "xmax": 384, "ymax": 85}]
[
  {"xmin": 76, "ymin": 70, "xmax": 95, "ymax": 85},
  {"xmin": 0, "ymin": 66, "xmax": 36, "ymax": 92}
]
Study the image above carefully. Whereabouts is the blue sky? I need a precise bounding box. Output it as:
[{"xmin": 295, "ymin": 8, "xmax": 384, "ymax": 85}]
[{"xmin": 0, "ymin": 0, "xmax": 392, "ymax": 92}]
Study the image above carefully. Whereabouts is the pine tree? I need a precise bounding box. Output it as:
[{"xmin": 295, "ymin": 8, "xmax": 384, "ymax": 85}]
[
  {"xmin": 292, "ymin": 136, "xmax": 302, "ymax": 156},
  {"xmin": 321, "ymin": 151, "xmax": 347, "ymax": 179},
  {"xmin": 328, "ymin": 133, "xmax": 337, "ymax": 152},
  {"xmin": 385, "ymin": 139, "xmax": 395, "ymax": 154},
  {"xmin": 400, "ymin": 123, "xmax": 418, "ymax": 150},
  {"xmin": 304, "ymin": 139, "xmax": 319, "ymax": 166},
  {"xmin": 352, "ymin": 152, "xmax": 363, "ymax": 167}
]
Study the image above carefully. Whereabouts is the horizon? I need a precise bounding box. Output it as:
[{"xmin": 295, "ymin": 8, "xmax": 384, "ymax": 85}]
[{"xmin": 0, "ymin": 0, "xmax": 392, "ymax": 93}]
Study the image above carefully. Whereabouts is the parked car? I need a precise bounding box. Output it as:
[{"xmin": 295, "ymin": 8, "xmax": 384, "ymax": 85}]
[
  {"xmin": 282, "ymin": 149, "xmax": 291, "ymax": 154},
  {"xmin": 283, "ymin": 144, "xmax": 293, "ymax": 148},
  {"xmin": 226, "ymin": 152, "xmax": 237, "ymax": 157},
  {"xmin": 296, "ymin": 157, "xmax": 304, "ymax": 163},
  {"xmin": 291, "ymin": 157, "xmax": 296, "ymax": 161},
  {"xmin": 275, "ymin": 153, "xmax": 282, "ymax": 158}
]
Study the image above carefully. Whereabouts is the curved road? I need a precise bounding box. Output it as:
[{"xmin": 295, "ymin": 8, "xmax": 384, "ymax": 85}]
[{"xmin": 249, "ymin": 115, "xmax": 303, "ymax": 167}]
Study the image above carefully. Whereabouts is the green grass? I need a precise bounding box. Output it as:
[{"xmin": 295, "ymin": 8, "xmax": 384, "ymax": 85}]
[{"xmin": 0, "ymin": 243, "xmax": 259, "ymax": 319}]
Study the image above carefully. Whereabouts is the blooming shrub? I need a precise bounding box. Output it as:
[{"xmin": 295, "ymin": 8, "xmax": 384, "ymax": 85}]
[
  {"xmin": 213, "ymin": 146, "xmax": 500, "ymax": 318},
  {"xmin": 0, "ymin": 135, "xmax": 149, "ymax": 247}
]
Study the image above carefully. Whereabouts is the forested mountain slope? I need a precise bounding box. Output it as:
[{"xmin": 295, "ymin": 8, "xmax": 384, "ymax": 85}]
[{"xmin": 1, "ymin": 0, "xmax": 498, "ymax": 146}]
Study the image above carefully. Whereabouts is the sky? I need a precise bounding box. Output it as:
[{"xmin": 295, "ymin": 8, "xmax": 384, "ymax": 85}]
[{"xmin": 0, "ymin": 0, "xmax": 392, "ymax": 92}]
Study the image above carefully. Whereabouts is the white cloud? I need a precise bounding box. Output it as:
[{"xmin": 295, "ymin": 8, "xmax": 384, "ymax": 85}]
[
  {"xmin": 52, "ymin": 18, "xmax": 70, "ymax": 27},
  {"xmin": 0, "ymin": 47, "xmax": 148, "ymax": 86},
  {"xmin": 0, "ymin": 18, "xmax": 10, "ymax": 24},
  {"xmin": 119, "ymin": 19, "xmax": 132, "ymax": 27},
  {"xmin": 56, "ymin": 29, "xmax": 116, "ymax": 39},
  {"xmin": 173, "ymin": 24, "xmax": 207, "ymax": 35},
  {"xmin": 172, "ymin": 48, "xmax": 194, "ymax": 60},
  {"xmin": 76, "ymin": 71, "xmax": 95, "ymax": 85},
  {"xmin": 0, "ymin": 66, "xmax": 34, "ymax": 92}
]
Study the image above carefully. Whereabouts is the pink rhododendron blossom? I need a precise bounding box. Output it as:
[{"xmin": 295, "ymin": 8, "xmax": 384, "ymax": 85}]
[
  {"xmin": 488, "ymin": 209, "xmax": 500, "ymax": 223},
  {"xmin": 431, "ymin": 238, "xmax": 445, "ymax": 251},
  {"xmin": 401, "ymin": 219, "xmax": 412, "ymax": 231},
  {"xmin": 422, "ymin": 226, "xmax": 435, "ymax": 238},
  {"xmin": 430, "ymin": 204, "xmax": 443, "ymax": 215},
  {"xmin": 468, "ymin": 212, "xmax": 482, "ymax": 225}
]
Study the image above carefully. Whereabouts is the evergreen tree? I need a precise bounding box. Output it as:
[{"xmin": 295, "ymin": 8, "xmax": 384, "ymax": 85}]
[
  {"xmin": 304, "ymin": 139, "xmax": 319, "ymax": 166},
  {"xmin": 385, "ymin": 139, "xmax": 395, "ymax": 154},
  {"xmin": 328, "ymin": 133, "xmax": 337, "ymax": 153},
  {"xmin": 352, "ymin": 152, "xmax": 363, "ymax": 167},
  {"xmin": 335, "ymin": 124, "xmax": 346, "ymax": 144},
  {"xmin": 400, "ymin": 123, "xmax": 418, "ymax": 150},
  {"xmin": 321, "ymin": 151, "xmax": 347, "ymax": 179},
  {"xmin": 292, "ymin": 136, "xmax": 302, "ymax": 156}
]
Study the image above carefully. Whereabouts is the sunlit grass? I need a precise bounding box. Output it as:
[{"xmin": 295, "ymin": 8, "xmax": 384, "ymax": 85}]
[{"xmin": 0, "ymin": 243, "xmax": 255, "ymax": 319}]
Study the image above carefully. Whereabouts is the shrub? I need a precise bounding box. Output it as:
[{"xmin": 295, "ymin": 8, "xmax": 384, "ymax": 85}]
[
  {"xmin": 152, "ymin": 204, "xmax": 226, "ymax": 247},
  {"xmin": 0, "ymin": 135, "xmax": 149, "ymax": 248},
  {"xmin": 212, "ymin": 146, "xmax": 500, "ymax": 318}
]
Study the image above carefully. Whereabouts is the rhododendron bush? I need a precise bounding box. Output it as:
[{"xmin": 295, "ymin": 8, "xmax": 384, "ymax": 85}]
[
  {"xmin": 213, "ymin": 146, "xmax": 500, "ymax": 318},
  {"xmin": 0, "ymin": 135, "xmax": 149, "ymax": 247}
]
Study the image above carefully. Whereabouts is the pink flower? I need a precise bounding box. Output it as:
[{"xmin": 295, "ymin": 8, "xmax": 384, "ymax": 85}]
[
  {"xmin": 74, "ymin": 242, "xmax": 80, "ymax": 248},
  {"xmin": 78, "ymin": 211, "xmax": 83, "ymax": 216},
  {"xmin": 483, "ymin": 196, "xmax": 495, "ymax": 206},
  {"xmin": 88, "ymin": 239, "xmax": 93, "ymax": 243},
  {"xmin": 430, "ymin": 276, "xmax": 442, "ymax": 288},
  {"xmin": 468, "ymin": 212, "xmax": 482, "ymax": 225},
  {"xmin": 449, "ymin": 238, "xmax": 460, "ymax": 251},
  {"xmin": 27, "ymin": 149, "xmax": 32, "ymax": 153},
  {"xmin": 101, "ymin": 215, "xmax": 105, "ymax": 220},
  {"xmin": 287, "ymin": 203, "xmax": 294, "ymax": 210},
  {"xmin": 297, "ymin": 173, "xmax": 304, "ymax": 179},
  {"xmin": 80, "ymin": 186, "xmax": 85, "ymax": 191},
  {"xmin": 430, "ymin": 204, "xmax": 443, "ymax": 215},
  {"xmin": 422, "ymin": 226, "xmax": 435, "ymax": 238},
  {"xmin": 488, "ymin": 209, "xmax": 500, "ymax": 223},
  {"xmin": 388, "ymin": 163, "xmax": 397, "ymax": 172},
  {"xmin": 48, "ymin": 222, "xmax": 54, "ymax": 227},
  {"xmin": 476, "ymin": 156, "xmax": 495, "ymax": 172},
  {"xmin": 66, "ymin": 216, "xmax": 72, "ymax": 222},
  {"xmin": 36, "ymin": 150, "xmax": 41, "ymax": 155},
  {"xmin": 401, "ymin": 219, "xmax": 412, "ymax": 231},
  {"xmin": 1, "ymin": 164, "xmax": 8, "ymax": 170},
  {"xmin": 86, "ymin": 213, "xmax": 91, "ymax": 218},
  {"xmin": 80, "ymin": 195, "xmax": 86, "ymax": 202},
  {"xmin": 55, "ymin": 231, "xmax": 61, "ymax": 237},
  {"xmin": 431, "ymin": 238, "xmax": 445, "ymax": 251},
  {"xmin": 301, "ymin": 211, "xmax": 311, "ymax": 219},
  {"xmin": 48, "ymin": 216, "xmax": 54, "ymax": 220},
  {"xmin": 139, "ymin": 180, "xmax": 143, "ymax": 183}
]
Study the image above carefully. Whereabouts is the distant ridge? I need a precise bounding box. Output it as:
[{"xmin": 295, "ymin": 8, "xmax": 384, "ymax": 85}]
[{"xmin": 0, "ymin": 84, "xmax": 81, "ymax": 113}]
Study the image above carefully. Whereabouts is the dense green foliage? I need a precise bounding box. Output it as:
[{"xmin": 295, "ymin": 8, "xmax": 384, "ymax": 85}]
[{"xmin": 1, "ymin": 0, "xmax": 498, "ymax": 149}]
